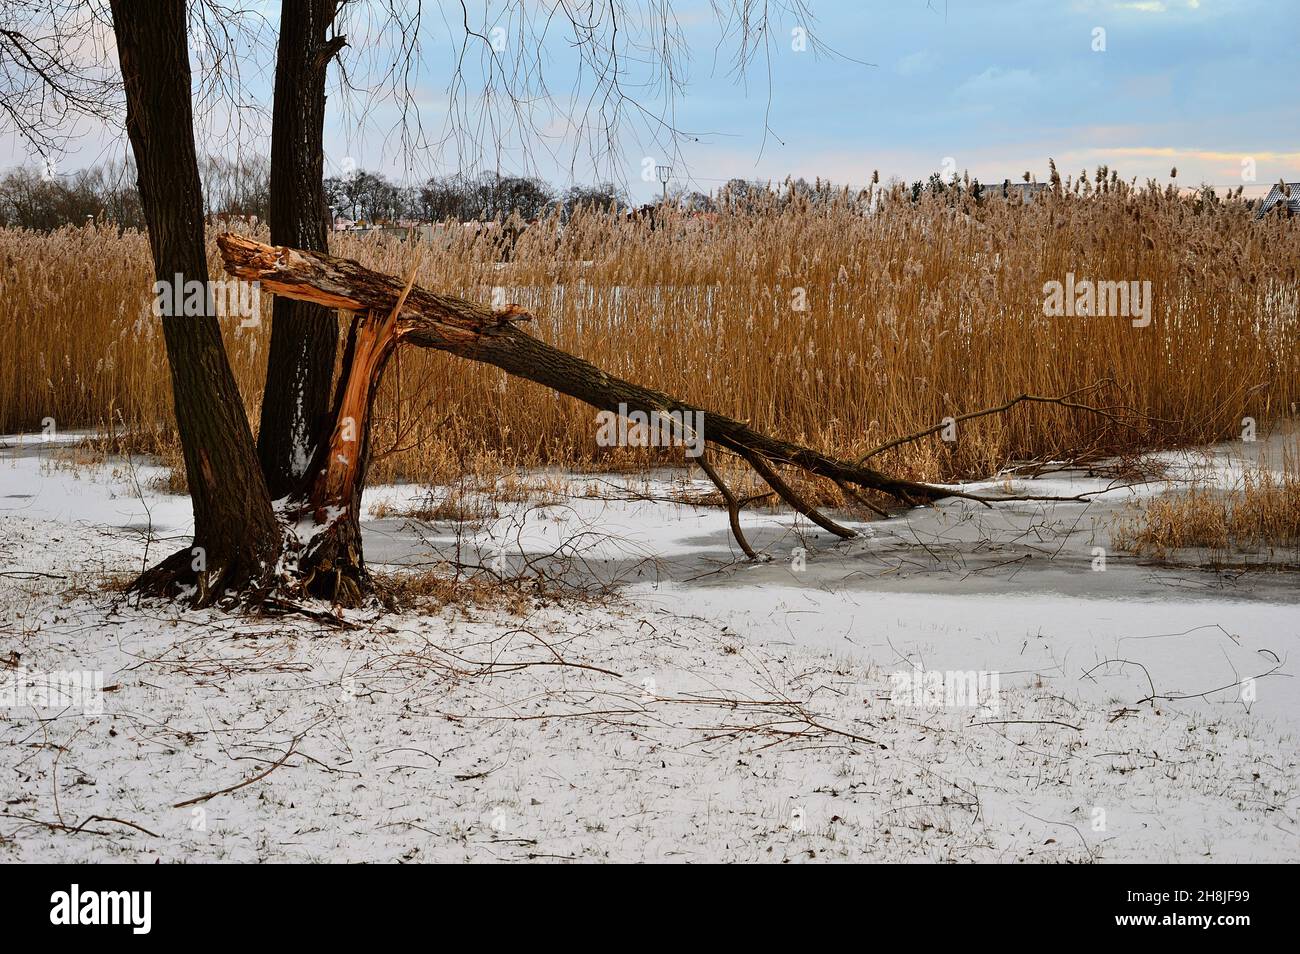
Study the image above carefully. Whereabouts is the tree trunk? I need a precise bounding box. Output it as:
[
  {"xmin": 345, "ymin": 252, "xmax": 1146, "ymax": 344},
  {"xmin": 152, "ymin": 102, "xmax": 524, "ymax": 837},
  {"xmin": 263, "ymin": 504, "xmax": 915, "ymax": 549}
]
[
  {"xmin": 257, "ymin": 0, "xmax": 346, "ymax": 498},
  {"xmin": 110, "ymin": 0, "xmax": 282, "ymax": 604},
  {"xmin": 286, "ymin": 305, "xmax": 402, "ymax": 605}
]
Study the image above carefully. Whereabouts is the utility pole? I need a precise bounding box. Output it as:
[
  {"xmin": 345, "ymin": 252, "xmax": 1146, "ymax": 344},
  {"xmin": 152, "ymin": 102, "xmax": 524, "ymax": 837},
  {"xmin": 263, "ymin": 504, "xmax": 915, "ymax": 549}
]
[{"xmin": 656, "ymin": 164, "xmax": 672, "ymax": 205}]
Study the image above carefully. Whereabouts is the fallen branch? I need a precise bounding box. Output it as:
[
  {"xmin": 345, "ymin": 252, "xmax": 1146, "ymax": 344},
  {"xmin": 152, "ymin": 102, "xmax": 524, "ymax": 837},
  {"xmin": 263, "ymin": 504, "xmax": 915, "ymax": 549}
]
[
  {"xmin": 172, "ymin": 735, "xmax": 301, "ymax": 808},
  {"xmin": 741, "ymin": 449, "xmax": 855, "ymax": 539},
  {"xmin": 693, "ymin": 450, "xmax": 760, "ymax": 560},
  {"xmin": 67, "ymin": 814, "xmax": 161, "ymax": 838},
  {"xmin": 855, "ymin": 380, "xmax": 1150, "ymax": 465},
  {"xmin": 973, "ymin": 719, "xmax": 1082, "ymax": 732},
  {"xmin": 0, "ymin": 810, "xmax": 160, "ymax": 838},
  {"xmin": 219, "ymin": 235, "xmax": 1181, "ymax": 564}
]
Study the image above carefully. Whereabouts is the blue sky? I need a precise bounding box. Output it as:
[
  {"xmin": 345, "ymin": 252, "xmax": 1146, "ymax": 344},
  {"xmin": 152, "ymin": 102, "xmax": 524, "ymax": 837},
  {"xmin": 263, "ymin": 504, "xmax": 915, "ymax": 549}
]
[
  {"xmin": 6, "ymin": 0, "xmax": 1297, "ymax": 203},
  {"xmin": 647, "ymin": 0, "xmax": 1298, "ymax": 201}
]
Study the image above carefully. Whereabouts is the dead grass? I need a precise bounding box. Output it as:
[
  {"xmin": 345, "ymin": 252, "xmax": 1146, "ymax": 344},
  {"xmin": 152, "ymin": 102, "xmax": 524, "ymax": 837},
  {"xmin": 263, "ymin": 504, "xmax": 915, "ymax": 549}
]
[
  {"xmin": 1113, "ymin": 464, "xmax": 1300, "ymax": 562},
  {"xmin": 3, "ymin": 179, "xmax": 1299, "ymax": 493},
  {"xmin": 370, "ymin": 488, "xmax": 499, "ymax": 526},
  {"xmin": 377, "ymin": 568, "xmax": 536, "ymax": 614},
  {"xmin": 368, "ymin": 472, "xmax": 568, "ymax": 522},
  {"xmin": 377, "ymin": 554, "xmax": 613, "ymax": 614}
]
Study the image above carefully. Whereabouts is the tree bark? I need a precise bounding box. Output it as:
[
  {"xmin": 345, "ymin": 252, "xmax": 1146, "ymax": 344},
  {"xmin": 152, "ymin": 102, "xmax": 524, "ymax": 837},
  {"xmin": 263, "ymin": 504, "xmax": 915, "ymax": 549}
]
[
  {"xmin": 110, "ymin": 1, "xmax": 282, "ymax": 603},
  {"xmin": 257, "ymin": 0, "xmax": 346, "ymax": 498}
]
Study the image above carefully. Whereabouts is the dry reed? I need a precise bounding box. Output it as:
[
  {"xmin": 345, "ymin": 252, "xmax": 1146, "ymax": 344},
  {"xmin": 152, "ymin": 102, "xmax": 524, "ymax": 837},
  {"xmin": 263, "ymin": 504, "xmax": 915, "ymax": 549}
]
[
  {"xmin": 1114, "ymin": 442, "xmax": 1300, "ymax": 562},
  {"xmin": 2, "ymin": 179, "xmax": 1297, "ymax": 491}
]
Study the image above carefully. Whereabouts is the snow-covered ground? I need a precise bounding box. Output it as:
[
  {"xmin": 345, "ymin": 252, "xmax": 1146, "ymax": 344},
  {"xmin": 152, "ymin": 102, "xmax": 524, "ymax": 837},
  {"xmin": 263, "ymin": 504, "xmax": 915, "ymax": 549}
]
[{"xmin": 1, "ymin": 431, "xmax": 1297, "ymax": 862}]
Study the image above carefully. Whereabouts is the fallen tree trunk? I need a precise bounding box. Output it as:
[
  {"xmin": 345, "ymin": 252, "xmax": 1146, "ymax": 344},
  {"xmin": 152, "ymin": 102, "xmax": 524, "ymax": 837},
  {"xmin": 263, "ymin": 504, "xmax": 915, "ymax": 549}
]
[{"xmin": 218, "ymin": 233, "xmax": 970, "ymax": 524}]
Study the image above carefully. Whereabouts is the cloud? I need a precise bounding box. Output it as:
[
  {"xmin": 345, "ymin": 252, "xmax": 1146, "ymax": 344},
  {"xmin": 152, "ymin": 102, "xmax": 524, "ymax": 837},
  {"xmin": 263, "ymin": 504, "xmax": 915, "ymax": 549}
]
[
  {"xmin": 954, "ymin": 67, "xmax": 1039, "ymax": 101},
  {"xmin": 1107, "ymin": 0, "xmax": 1203, "ymax": 11},
  {"xmin": 1104, "ymin": 146, "xmax": 1300, "ymax": 163},
  {"xmin": 897, "ymin": 50, "xmax": 939, "ymax": 77},
  {"xmin": 1115, "ymin": 1, "xmax": 1169, "ymax": 11}
]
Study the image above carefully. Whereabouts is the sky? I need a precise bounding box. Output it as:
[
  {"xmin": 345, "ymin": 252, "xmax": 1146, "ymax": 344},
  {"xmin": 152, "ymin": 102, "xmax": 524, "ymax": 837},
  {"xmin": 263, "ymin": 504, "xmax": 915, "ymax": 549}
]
[{"xmin": 5, "ymin": 0, "xmax": 1298, "ymax": 204}]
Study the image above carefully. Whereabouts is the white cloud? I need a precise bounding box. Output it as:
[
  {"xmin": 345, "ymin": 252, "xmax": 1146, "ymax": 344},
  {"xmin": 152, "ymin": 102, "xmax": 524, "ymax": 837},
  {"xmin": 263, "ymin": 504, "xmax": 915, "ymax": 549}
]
[
  {"xmin": 897, "ymin": 50, "xmax": 939, "ymax": 77},
  {"xmin": 1115, "ymin": 1, "xmax": 1169, "ymax": 12},
  {"xmin": 954, "ymin": 67, "xmax": 1039, "ymax": 101}
]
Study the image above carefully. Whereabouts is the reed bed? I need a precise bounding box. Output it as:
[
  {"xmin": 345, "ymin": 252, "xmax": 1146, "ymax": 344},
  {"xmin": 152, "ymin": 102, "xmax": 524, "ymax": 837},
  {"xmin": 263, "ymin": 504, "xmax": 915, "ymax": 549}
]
[
  {"xmin": 1113, "ymin": 464, "xmax": 1300, "ymax": 563},
  {"xmin": 2, "ymin": 180, "xmax": 1298, "ymax": 489}
]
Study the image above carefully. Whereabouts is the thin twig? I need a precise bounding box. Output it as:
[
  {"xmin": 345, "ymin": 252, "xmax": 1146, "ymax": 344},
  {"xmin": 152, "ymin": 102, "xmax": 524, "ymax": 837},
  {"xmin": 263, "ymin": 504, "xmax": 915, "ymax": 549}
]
[
  {"xmin": 172, "ymin": 735, "xmax": 302, "ymax": 808},
  {"xmin": 855, "ymin": 380, "xmax": 1150, "ymax": 464}
]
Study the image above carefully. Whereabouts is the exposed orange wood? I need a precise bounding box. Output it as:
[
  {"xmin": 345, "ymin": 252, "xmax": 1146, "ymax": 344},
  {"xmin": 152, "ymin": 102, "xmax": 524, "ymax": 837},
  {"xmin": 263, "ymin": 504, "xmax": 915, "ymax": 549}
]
[{"xmin": 307, "ymin": 263, "xmax": 420, "ymax": 522}]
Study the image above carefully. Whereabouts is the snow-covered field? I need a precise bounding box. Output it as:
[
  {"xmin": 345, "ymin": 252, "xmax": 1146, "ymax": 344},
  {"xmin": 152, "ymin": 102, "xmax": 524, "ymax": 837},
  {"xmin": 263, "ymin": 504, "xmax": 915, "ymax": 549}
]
[{"xmin": 1, "ymin": 433, "xmax": 1297, "ymax": 862}]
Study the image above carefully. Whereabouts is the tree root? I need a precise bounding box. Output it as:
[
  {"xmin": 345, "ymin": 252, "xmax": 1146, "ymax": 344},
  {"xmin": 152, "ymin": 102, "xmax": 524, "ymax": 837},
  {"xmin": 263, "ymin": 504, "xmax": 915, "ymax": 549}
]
[{"xmin": 128, "ymin": 545, "xmax": 278, "ymax": 609}]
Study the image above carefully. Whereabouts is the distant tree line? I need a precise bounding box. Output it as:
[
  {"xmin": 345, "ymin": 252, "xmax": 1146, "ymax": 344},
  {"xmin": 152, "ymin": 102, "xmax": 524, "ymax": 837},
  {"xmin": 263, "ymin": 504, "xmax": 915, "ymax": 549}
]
[
  {"xmin": 0, "ymin": 155, "xmax": 274, "ymax": 230},
  {"xmin": 24, "ymin": 157, "xmax": 1245, "ymax": 231},
  {"xmin": 0, "ymin": 161, "xmax": 649, "ymax": 230},
  {"xmin": 0, "ymin": 161, "xmax": 145, "ymax": 230},
  {"xmin": 0, "ymin": 157, "xmax": 750, "ymax": 231}
]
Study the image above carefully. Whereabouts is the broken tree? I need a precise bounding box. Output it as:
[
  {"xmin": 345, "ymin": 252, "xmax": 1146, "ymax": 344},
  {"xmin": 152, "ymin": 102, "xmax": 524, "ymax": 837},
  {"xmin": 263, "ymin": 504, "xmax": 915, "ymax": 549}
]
[
  {"xmin": 214, "ymin": 232, "xmax": 976, "ymax": 603},
  {"xmin": 107, "ymin": 0, "xmax": 967, "ymax": 610}
]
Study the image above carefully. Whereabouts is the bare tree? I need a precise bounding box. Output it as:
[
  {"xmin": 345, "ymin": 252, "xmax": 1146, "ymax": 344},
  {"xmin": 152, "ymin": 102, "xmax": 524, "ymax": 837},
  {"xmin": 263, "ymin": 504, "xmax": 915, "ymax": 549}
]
[
  {"xmin": 109, "ymin": 0, "xmax": 283, "ymax": 602},
  {"xmin": 0, "ymin": 1, "xmax": 119, "ymax": 155}
]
